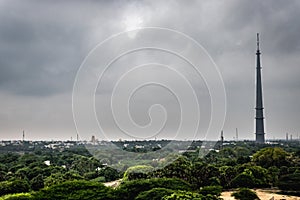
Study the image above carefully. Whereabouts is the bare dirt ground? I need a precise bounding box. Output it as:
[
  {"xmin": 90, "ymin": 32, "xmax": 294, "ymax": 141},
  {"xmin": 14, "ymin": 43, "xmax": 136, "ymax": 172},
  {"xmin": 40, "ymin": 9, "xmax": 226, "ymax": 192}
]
[
  {"xmin": 103, "ymin": 181, "xmax": 300, "ymax": 200},
  {"xmin": 221, "ymin": 189, "xmax": 300, "ymax": 200},
  {"xmin": 103, "ymin": 179, "xmax": 122, "ymax": 188}
]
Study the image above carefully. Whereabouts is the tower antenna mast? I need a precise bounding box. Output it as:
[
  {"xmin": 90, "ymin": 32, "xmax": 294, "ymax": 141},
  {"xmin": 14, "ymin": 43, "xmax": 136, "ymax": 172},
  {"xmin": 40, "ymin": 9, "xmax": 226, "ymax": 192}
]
[{"xmin": 255, "ymin": 33, "xmax": 265, "ymax": 143}]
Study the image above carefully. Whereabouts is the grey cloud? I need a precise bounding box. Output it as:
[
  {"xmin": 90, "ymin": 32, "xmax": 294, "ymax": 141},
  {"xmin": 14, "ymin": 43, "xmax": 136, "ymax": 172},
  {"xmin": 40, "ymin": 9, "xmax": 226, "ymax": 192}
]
[
  {"xmin": 0, "ymin": 0, "xmax": 299, "ymax": 140},
  {"xmin": 0, "ymin": 0, "xmax": 125, "ymax": 96}
]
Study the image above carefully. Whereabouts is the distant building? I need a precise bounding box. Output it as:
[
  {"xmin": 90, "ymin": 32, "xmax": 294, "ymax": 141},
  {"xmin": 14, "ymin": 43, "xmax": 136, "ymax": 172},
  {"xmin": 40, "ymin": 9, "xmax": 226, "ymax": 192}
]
[
  {"xmin": 44, "ymin": 160, "xmax": 51, "ymax": 166},
  {"xmin": 91, "ymin": 135, "xmax": 96, "ymax": 145}
]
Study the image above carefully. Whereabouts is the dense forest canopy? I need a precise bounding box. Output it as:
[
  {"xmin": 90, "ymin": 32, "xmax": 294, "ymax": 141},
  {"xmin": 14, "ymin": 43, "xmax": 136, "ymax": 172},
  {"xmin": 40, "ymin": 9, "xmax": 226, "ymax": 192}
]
[{"xmin": 0, "ymin": 140, "xmax": 299, "ymax": 199}]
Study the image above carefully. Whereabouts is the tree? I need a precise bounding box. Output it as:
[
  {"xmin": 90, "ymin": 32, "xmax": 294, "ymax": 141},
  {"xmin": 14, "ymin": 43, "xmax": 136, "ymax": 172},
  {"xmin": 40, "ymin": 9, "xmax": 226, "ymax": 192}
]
[
  {"xmin": 0, "ymin": 163, "xmax": 8, "ymax": 172},
  {"xmin": 0, "ymin": 179, "xmax": 30, "ymax": 196},
  {"xmin": 0, "ymin": 153, "xmax": 20, "ymax": 169},
  {"xmin": 30, "ymin": 174, "xmax": 44, "ymax": 191},
  {"xmin": 151, "ymin": 157, "xmax": 192, "ymax": 182},
  {"xmin": 230, "ymin": 173, "xmax": 255, "ymax": 188},
  {"xmin": 278, "ymin": 173, "xmax": 300, "ymax": 191},
  {"xmin": 231, "ymin": 188, "xmax": 260, "ymax": 200},
  {"xmin": 243, "ymin": 166, "xmax": 269, "ymax": 187},
  {"xmin": 267, "ymin": 166, "xmax": 279, "ymax": 187},
  {"xmin": 219, "ymin": 147, "xmax": 237, "ymax": 158},
  {"xmin": 70, "ymin": 155, "xmax": 95, "ymax": 175},
  {"xmin": 27, "ymin": 166, "xmax": 44, "ymax": 180},
  {"xmin": 98, "ymin": 167, "xmax": 120, "ymax": 182},
  {"xmin": 44, "ymin": 172, "xmax": 65, "ymax": 187},
  {"xmin": 190, "ymin": 162, "xmax": 219, "ymax": 188},
  {"xmin": 84, "ymin": 171, "xmax": 98, "ymax": 180},
  {"xmin": 219, "ymin": 166, "xmax": 238, "ymax": 188},
  {"xmin": 0, "ymin": 170, "xmax": 6, "ymax": 181},
  {"xmin": 19, "ymin": 154, "xmax": 41, "ymax": 166},
  {"xmin": 64, "ymin": 170, "xmax": 84, "ymax": 181},
  {"xmin": 123, "ymin": 165, "xmax": 153, "ymax": 181},
  {"xmin": 252, "ymin": 147, "xmax": 290, "ymax": 168},
  {"xmin": 234, "ymin": 147, "xmax": 251, "ymax": 158},
  {"xmin": 15, "ymin": 167, "xmax": 29, "ymax": 179}
]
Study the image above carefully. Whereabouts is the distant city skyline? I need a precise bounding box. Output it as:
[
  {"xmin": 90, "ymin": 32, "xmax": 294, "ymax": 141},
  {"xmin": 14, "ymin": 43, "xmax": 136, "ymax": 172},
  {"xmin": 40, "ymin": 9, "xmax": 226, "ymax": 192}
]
[{"xmin": 1, "ymin": 1, "xmax": 300, "ymax": 141}]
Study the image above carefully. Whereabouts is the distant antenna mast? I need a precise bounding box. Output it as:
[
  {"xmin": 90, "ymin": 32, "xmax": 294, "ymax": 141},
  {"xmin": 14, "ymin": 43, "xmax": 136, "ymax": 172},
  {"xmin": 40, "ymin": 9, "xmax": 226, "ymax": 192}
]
[
  {"xmin": 257, "ymin": 33, "xmax": 260, "ymax": 51},
  {"xmin": 22, "ymin": 130, "xmax": 25, "ymax": 141},
  {"xmin": 236, "ymin": 128, "xmax": 238, "ymax": 141},
  {"xmin": 220, "ymin": 130, "xmax": 224, "ymax": 149}
]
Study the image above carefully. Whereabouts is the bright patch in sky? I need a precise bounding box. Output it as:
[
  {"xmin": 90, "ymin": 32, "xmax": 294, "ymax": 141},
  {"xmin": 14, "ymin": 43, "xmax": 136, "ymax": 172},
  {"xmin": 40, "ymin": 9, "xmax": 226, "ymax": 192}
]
[
  {"xmin": 122, "ymin": 14, "xmax": 144, "ymax": 38},
  {"xmin": 123, "ymin": 15, "xmax": 143, "ymax": 31}
]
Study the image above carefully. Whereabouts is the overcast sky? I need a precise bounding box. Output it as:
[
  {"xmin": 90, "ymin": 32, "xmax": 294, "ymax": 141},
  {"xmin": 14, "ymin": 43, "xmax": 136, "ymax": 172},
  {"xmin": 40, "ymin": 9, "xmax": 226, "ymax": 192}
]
[{"xmin": 0, "ymin": 0, "xmax": 300, "ymax": 141}]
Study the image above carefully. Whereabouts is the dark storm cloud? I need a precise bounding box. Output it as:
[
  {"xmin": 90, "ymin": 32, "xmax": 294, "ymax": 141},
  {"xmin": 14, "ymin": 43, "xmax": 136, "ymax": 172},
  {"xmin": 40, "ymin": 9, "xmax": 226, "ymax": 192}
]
[
  {"xmin": 0, "ymin": 2, "xmax": 83, "ymax": 96},
  {"xmin": 221, "ymin": 0, "xmax": 300, "ymax": 55},
  {"xmin": 0, "ymin": 0, "xmax": 124, "ymax": 96}
]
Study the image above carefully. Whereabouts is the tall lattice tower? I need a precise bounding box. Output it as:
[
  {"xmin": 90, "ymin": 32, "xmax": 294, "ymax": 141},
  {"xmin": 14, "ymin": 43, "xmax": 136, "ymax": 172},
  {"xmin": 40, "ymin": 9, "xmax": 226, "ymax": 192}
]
[{"xmin": 255, "ymin": 33, "xmax": 265, "ymax": 143}]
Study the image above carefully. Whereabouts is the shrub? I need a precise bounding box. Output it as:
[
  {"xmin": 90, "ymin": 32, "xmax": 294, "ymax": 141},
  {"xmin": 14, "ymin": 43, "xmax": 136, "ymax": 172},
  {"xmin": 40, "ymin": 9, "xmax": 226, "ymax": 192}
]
[
  {"xmin": 252, "ymin": 147, "xmax": 290, "ymax": 168},
  {"xmin": 135, "ymin": 188, "xmax": 174, "ymax": 200},
  {"xmin": 278, "ymin": 173, "xmax": 300, "ymax": 191},
  {"xmin": 114, "ymin": 178, "xmax": 191, "ymax": 200},
  {"xmin": 0, "ymin": 193, "xmax": 33, "ymax": 200},
  {"xmin": 90, "ymin": 176, "xmax": 106, "ymax": 183},
  {"xmin": 231, "ymin": 188, "xmax": 260, "ymax": 200},
  {"xmin": 199, "ymin": 185, "xmax": 222, "ymax": 196},
  {"xmin": 32, "ymin": 180, "xmax": 113, "ymax": 200},
  {"xmin": 98, "ymin": 167, "xmax": 120, "ymax": 182},
  {"xmin": 0, "ymin": 180, "xmax": 30, "ymax": 196},
  {"xmin": 162, "ymin": 191, "xmax": 204, "ymax": 200},
  {"xmin": 230, "ymin": 173, "xmax": 255, "ymax": 188},
  {"xmin": 30, "ymin": 174, "xmax": 44, "ymax": 191},
  {"xmin": 123, "ymin": 165, "xmax": 153, "ymax": 181}
]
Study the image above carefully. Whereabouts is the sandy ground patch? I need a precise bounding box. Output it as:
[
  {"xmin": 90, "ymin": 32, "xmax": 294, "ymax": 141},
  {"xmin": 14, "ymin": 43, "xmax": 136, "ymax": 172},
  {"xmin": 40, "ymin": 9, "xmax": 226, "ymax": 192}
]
[
  {"xmin": 221, "ymin": 189, "xmax": 300, "ymax": 200},
  {"xmin": 103, "ymin": 179, "xmax": 122, "ymax": 188}
]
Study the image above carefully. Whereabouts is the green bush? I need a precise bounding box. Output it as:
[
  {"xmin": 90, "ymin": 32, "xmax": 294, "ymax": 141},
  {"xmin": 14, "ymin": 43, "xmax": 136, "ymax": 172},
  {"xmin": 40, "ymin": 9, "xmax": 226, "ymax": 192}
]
[
  {"xmin": 230, "ymin": 173, "xmax": 255, "ymax": 188},
  {"xmin": 123, "ymin": 165, "xmax": 153, "ymax": 181},
  {"xmin": 162, "ymin": 190, "xmax": 204, "ymax": 200},
  {"xmin": 199, "ymin": 185, "xmax": 222, "ymax": 196},
  {"xmin": 0, "ymin": 193, "xmax": 33, "ymax": 200},
  {"xmin": 252, "ymin": 147, "xmax": 290, "ymax": 168},
  {"xmin": 0, "ymin": 180, "xmax": 30, "ymax": 196},
  {"xmin": 135, "ymin": 188, "xmax": 174, "ymax": 200},
  {"xmin": 231, "ymin": 188, "xmax": 260, "ymax": 200},
  {"xmin": 114, "ymin": 178, "xmax": 191, "ymax": 200},
  {"xmin": 30, "ymin": 174, "xmax": 44, "ymax": 191},
  {"xmin": 32, "ymin": 180, "xmax": 113, "ymax": 200},
  {"xmin": 83, "ymin": 171, "xmax": 98, "ymax": 180},
  {"xmin": 98, "ymin": 167, "xmax": 120, "ymax": 182},
  {"xmin": 90, "ymin": 176, "xmax": 106, "ymax": 183},
  {"xmin": 244, "ymin": 166, "xmax": 269, "ymax": 187},
  {"xmin": 278, "ymin": 173, "xmax": 300, "ymax": 191}
]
